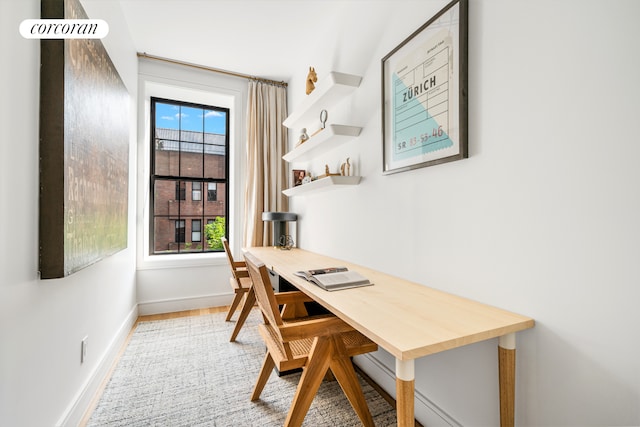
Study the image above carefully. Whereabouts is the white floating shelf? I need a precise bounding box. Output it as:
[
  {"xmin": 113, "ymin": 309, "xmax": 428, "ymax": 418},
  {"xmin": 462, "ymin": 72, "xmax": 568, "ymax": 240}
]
[
  {"xmin": 283, "ymin": 124, "xmax": 362, "ymax": 163},
  {"xmin": 282, "ymin": 175, "xmax": 361, "ymax": 197},
  {"xmin": 283, "ymin": 71, "xmax": 362, "ymax": 130}
]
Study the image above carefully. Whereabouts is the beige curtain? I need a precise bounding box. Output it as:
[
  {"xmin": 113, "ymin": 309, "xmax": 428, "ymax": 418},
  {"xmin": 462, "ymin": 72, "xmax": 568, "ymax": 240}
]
[{"xmin": 243, "ymin": 80, "xmax": 289, "ymax": 247}]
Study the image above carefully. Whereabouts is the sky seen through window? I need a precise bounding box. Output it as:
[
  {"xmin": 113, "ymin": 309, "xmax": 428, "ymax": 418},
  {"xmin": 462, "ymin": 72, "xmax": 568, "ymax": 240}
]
[{"xmin": 155, "ymin": 102, "xmax": 226, "ymax": 135}]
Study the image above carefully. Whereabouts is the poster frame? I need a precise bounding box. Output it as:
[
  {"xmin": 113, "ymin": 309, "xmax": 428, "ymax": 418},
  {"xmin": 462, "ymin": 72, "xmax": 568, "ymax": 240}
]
[{"xmin": 381, "ymin": 0, "xmax": 468, "ymax": 175}]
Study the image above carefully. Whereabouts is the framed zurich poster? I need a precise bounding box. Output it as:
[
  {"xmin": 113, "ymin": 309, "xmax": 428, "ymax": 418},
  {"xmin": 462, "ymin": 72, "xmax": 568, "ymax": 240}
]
[{"xmin": 382, "ymin": 0, "xmax": 468, "ymax": 174}]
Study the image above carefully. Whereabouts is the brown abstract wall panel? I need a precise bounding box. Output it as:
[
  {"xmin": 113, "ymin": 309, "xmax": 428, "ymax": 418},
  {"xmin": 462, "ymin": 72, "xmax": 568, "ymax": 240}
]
[{"xmin": 39, "ymin": 0, "xmax": 129, "ymax": 279}]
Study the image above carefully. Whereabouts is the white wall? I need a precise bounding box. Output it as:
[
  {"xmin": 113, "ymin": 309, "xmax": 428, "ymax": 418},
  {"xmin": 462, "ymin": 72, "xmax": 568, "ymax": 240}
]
[
  {"xmin": 287, "ymin": 0, "xmax": 640, "ymax": 425},
  {"xmin": 0, "ymin": 1, "xmax": 138, "ymax": 426}
]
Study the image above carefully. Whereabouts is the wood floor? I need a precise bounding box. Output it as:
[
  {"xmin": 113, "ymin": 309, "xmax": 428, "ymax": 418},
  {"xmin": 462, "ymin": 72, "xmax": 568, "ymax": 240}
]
[{"xmin": 136, "ymin": 306, "xmax": 228, "ymax": 323}]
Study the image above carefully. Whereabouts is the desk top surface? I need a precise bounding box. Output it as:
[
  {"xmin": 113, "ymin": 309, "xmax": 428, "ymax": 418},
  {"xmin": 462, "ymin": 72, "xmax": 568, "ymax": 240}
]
[{"xmin": 244, "ymin": 247, "xmax": 534, "ymax": 361}]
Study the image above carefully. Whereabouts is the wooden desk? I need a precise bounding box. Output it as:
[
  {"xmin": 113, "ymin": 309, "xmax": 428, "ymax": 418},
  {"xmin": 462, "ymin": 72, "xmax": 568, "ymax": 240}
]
[{"xmin": 244, "ymin": 247, "xmax": 534, "ymax": 427}]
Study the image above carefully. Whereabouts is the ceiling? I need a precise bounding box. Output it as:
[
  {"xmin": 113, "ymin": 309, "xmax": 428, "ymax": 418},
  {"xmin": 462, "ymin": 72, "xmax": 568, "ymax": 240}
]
[{"xmin": 109, "ymin": 0, "xmax": 446, "ymax": 83}]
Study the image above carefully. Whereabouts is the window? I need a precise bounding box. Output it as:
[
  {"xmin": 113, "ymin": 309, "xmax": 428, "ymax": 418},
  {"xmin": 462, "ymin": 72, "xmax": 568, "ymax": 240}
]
[
  {"xmin": 151, "ymin": 97, "xmax": 229, "ymax": 254},
  {"xmin": 192, "ymin": 219, "xmax": 202, "ymax": 242},
  {"xmin": 207, "ymin": 182, "xmax": 217, "ymax": 201},
  {"xmin": 175, "ymin": 220, "xmax": 185, "ymax": 243},
  {"xmin": 175, "ymin": 181, "xmax": 186, "ymax": 200},
  {"xmin": 192, "ymin": 182, "xmax": 202, "ymax": 201}
]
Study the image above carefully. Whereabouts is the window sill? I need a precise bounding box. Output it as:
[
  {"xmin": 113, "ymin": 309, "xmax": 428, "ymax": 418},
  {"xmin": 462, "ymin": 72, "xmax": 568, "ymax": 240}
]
[{"xmin": 137, "ymin": 252, "xmax": 227, "ymax": 271}]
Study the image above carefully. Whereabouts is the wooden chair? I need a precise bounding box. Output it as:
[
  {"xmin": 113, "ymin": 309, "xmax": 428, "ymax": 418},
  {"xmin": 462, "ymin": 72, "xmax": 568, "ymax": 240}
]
[
  {"xmin": 224, "ymin": 238, "xmax": 310, "ymax": 342},
  {"xmin": 221, "ymin": 237, "xmax": 250, "ymax": 328},
  {"xmin": 243, "ymin": 252, "xmax": 378, "ymax": 427}
]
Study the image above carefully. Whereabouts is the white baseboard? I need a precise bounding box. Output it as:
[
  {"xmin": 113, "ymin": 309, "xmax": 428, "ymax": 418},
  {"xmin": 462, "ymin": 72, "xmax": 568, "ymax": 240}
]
[
  {"xmin": 354, "ymin": 353, "xmax": 462, "ymax": 427},
  {"xmin": 57, "ymin": 304, "xmax": 138, "ymax": 427},
  {"xmin": 137, "ymin": 293, "xmax": 233, "ymax": 316}
]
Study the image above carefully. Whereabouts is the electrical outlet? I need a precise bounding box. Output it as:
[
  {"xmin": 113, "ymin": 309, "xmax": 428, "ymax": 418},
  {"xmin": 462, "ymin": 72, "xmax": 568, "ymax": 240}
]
[{"xmin": 81, "ymin": 336, "xmax": 88, "ymax": 363}]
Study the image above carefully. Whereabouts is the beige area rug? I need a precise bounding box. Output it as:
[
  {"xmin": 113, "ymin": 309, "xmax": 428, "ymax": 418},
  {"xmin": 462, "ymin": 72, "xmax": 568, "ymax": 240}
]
[{"xmin": 86, "ymin": 308, "xmax": 397, "ymax": 426}]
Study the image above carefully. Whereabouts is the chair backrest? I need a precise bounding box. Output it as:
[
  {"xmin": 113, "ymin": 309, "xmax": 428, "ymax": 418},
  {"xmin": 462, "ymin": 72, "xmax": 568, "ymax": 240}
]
[
  {"xmin": 222, "ymin": 237, "xmax": 248, "ymax": 280},
  {"xmin": 244, "ymin": 251, "xmax": 292, "ymax": 357},
  {"xmin": 221, "ymin": 236, "xmax": 236, "ymax": 267},
  {"xmin": 244, "ymin": 252, "xmax": 283, "ymax": 328}
]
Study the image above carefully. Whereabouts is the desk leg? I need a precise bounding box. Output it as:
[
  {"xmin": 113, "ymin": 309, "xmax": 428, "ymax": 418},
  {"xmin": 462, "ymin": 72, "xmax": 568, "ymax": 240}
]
[
  {"xmin": 499, "ymin": 333, "xmax": 516, "ymax": 427},
  {"xmin": 395, "ymin": 359, "xmax": 415, "ymax": 427}
]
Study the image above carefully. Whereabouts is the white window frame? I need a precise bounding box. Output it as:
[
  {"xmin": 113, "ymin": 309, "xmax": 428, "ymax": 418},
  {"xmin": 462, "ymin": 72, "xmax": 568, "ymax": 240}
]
[{"xmin": 137, "ymin": 60, "xmax": 247, "ymax": 270}]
